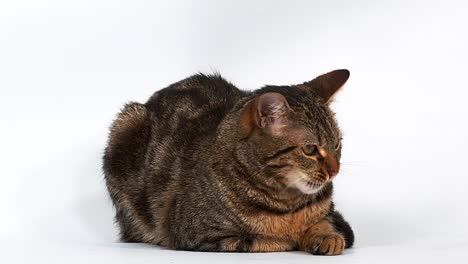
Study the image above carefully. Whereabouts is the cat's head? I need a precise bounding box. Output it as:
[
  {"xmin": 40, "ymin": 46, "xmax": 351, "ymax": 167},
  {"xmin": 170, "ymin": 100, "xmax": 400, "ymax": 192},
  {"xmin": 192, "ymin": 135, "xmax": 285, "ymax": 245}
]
[{"xmin": 238, "ymin": 69, "xmax": 349, "ymax": 195}]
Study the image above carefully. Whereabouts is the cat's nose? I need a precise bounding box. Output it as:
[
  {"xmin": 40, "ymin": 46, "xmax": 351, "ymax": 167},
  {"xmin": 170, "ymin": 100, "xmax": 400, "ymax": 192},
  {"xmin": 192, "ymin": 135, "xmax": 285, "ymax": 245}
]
[
  {"xmin": 324, "ymin": 156, "xmax": 339, "ymax": 179},
  {"xmin": 328, "ymin": 169, "xmax": 338, "ymax": 178}
]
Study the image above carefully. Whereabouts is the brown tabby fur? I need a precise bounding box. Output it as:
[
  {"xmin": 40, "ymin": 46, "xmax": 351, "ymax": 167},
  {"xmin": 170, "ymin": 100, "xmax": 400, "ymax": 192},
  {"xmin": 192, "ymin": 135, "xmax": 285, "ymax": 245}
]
[{"xmin": 103, "ymin": 69, "xmax": 354, "ymax": 255}]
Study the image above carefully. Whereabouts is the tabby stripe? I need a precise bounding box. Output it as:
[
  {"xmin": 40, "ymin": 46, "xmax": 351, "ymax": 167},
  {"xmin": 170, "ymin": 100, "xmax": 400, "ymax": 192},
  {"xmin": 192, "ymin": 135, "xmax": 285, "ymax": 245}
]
[{"xmin": 266, "ymin": 146, "xmax": 297, "ymax": 160}]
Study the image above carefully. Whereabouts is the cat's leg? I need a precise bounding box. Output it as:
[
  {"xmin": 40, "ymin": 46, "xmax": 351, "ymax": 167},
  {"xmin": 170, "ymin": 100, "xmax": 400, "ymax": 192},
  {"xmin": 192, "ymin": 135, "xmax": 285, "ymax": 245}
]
[
  {"xmin": 299, "ymin": 219, "xmax": 346, "ymax": 255},
  {"xmin": 193, "ymin": 235, "xmax": 296, "ymax": 252},
  {"xmin": 248, "ymin": 236, "xmax": 296, "ymax": 252},
  {"xmin": 327, "ymin": 209, "xmax": 354, "ymax": 249}
]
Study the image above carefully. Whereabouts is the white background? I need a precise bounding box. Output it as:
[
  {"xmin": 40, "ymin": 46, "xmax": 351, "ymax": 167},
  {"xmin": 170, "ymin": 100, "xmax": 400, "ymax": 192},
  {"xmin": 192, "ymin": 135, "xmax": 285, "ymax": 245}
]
[{"xmin": 1, "ymin": 0, "xmax": 467, "ymax": 263}]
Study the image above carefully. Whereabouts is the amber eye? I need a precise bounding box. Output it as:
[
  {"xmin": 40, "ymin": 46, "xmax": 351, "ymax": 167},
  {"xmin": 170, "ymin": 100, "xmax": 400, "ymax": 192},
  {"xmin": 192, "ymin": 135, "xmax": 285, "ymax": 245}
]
[{"xmin": 302, "ymin": 144, "xmax": 317, "ymax": 156}]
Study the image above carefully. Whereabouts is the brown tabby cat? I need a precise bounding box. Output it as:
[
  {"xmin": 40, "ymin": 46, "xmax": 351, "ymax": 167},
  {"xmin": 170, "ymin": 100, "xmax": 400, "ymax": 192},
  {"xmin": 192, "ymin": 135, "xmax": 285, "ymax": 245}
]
[{"xmin": 103, "ymin": 69, "xmax": 354, "ymax": 255}]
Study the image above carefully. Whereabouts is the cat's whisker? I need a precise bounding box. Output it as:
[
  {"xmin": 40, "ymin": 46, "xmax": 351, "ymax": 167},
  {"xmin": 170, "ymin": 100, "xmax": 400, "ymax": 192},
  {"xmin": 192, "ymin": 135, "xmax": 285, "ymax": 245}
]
[
  {"xmin": 251, "ymin": 163, "xmax": 271, "ymax": 178},
  {"xmin": 340, "ymin": 161, "xmax": 369, "ymax": 167},
  {"xmin": 338, "ymin": 167, "xmax": 352, "ymax": 173}
]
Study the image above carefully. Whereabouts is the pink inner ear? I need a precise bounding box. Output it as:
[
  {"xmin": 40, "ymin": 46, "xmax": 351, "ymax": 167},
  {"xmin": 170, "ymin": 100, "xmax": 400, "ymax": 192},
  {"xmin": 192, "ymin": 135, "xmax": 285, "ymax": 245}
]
[{"xmin": 256, "ymin": 92, "xmax": 289, "ymax": 128}]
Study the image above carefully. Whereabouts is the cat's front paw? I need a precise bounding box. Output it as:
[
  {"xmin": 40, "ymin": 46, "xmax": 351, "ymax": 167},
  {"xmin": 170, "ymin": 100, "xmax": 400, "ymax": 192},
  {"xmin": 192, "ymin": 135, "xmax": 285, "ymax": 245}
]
[{"xmin": 302, "ymin": 234, "xmax": 345, "ymax": 256}]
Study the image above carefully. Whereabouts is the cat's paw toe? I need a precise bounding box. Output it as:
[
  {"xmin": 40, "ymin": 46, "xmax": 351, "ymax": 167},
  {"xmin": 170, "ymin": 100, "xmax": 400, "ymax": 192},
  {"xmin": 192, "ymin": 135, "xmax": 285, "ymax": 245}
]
[{"xmin": 306, "ymin": 234, "xmax": 345, "ymax": 256}]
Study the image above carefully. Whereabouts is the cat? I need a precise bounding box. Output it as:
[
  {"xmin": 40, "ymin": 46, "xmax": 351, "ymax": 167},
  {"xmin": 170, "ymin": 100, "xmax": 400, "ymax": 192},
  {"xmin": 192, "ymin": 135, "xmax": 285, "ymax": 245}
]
[{"xmin": 103, "ymin": 69, "xmax": 354, "ymax": 255}]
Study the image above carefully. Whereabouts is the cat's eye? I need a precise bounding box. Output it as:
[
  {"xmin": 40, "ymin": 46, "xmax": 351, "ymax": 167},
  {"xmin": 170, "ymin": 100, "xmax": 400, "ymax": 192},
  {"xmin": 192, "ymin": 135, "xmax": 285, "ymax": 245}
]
[{"xmin": 302, "ymin": 144, "xmax": 317, "ymax": 156}]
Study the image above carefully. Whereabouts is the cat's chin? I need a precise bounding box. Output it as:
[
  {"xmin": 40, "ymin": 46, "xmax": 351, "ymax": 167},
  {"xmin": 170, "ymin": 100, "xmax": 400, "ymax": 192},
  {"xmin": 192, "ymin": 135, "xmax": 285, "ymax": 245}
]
[
  {"xmin": 286, "ymin": 170, "xmax": 324, "ymax": 195},
  {"xmin": 293, "ymin": 179, "xmax": 324, "ymax": 194}
]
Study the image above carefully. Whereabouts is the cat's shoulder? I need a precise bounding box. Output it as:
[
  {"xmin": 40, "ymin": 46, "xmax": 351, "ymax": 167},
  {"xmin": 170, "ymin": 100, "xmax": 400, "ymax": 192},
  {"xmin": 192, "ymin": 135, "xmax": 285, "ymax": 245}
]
[{"xmin": 146, "ymin": 73, "xmax": 248, "ymax": 111}]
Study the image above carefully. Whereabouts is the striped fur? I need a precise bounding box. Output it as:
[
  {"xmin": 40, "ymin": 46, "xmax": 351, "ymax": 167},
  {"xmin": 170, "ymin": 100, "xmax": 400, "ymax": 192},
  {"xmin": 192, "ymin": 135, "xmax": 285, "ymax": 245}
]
[{"xmin": 103, "ymin": 70, "xmax": 354, "ymax": 255}]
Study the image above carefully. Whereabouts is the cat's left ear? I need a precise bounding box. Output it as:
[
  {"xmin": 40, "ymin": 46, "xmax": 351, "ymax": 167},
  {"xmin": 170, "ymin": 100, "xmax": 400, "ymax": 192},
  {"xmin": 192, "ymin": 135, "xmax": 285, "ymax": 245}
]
[
  {"xmin": 255, "ymin": 92, "xmax": 290, "ymax": 130},
  {"xmin": 303, "ymin": 69, "xmax": 350, "ymax": 103},
  {"xmin": 241, "ymin": 92, "xmax": 290, "ymax": 137}
]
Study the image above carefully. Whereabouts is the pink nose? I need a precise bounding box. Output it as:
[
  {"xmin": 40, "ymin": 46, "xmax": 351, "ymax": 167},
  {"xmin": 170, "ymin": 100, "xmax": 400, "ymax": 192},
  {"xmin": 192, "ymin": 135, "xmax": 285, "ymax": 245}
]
[
  {"xmin": 324, "ymin": 155, "xmax": 339, "ymax": 179},
  {"xmin": 328, "ymin": 170, "xmax": 338, "ymax": 178}
]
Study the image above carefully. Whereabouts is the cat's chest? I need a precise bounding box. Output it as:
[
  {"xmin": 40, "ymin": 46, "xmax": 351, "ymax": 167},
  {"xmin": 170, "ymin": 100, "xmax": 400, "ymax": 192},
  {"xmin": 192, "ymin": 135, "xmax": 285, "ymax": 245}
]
[{"xmin": 243, "ymin": 199, "xmax": 331, "ymax": 238}]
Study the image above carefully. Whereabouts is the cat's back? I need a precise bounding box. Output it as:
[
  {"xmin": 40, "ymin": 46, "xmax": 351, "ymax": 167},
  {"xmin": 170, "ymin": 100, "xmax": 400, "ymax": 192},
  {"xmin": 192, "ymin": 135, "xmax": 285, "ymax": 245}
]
[
  {"xmin": 145, "ymin": 73, "xmax": 248, "ymax": 133},
  {"xmin": 104, "ymin": 73, "xmax": 247, "ymax": 189},
  {"xmin": 102, "ymin": 73, "xmax": 248, "ymax": 242}
]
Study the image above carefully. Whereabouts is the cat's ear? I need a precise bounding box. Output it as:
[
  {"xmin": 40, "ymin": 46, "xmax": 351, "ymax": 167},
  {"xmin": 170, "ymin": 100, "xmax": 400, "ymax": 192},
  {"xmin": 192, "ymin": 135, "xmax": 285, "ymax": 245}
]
[
  {"xmin": 240, "ymin": 92, "xmax": 290, "ymax": 137},
  {"xmin": 255, "ymin": 92, "xmax": 290, "ymax": 133},
  {"xmin": 303, "ymin": 69, "xmax": 350, "ymax": 103}
]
